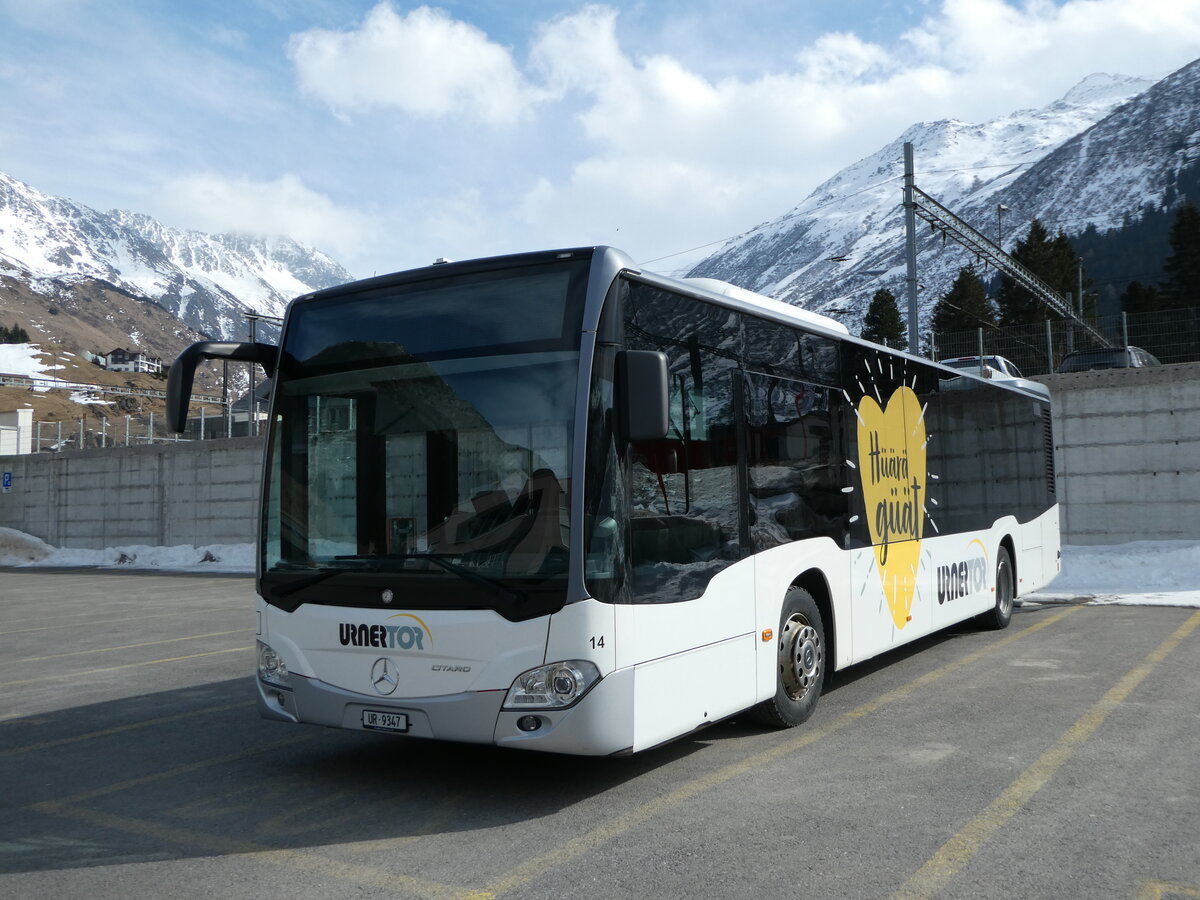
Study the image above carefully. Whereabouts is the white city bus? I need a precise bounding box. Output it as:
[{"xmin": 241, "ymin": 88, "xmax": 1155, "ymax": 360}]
[{"xmin": 167, "ymin": 246, "xmax": 1060, "ymax": 756}]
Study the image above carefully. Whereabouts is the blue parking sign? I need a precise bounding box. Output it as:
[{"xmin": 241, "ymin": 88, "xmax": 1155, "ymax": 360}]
[{"xmin": 2, "ymin": 472, "xmax": 11, "ymax": 493}]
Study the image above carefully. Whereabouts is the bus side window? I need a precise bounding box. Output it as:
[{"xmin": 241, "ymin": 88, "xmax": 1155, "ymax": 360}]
[
  {"xmin": 624, "ymin": 281, "xmax": 743, "ymax": 602},
  {"xmin": 744, "ymin": 374, "xmax": 848, "ymax": 550}
]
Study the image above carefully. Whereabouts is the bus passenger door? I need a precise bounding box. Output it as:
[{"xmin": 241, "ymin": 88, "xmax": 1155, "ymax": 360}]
[{"xmin": 617, "ymin": 362, "xmax": 756, "ymax": 750}]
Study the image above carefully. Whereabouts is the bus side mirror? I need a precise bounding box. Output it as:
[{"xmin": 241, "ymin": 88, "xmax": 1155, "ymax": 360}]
[
  {"xmin": 167, "ymin": 341, "xmax": 279, "ymax": 434},
  {"xmin": 617, "ymin": 349, "xmax": 669, "ymax": 442}
]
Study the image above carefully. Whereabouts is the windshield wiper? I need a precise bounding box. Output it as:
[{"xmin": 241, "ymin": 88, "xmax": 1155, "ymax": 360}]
[
  {"xmin": 334, "ymin": 553, "xmax": 528, "ymax": 605},
  {"xmin": 270, "ymin": 565, "xmax": 351, "ymax": 598}
]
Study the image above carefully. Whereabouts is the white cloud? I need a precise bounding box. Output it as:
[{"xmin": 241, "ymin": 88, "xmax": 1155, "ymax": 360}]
[
  {"xmin": 902, "ymin": 0, "xmax": 1200, "ymax": 88},
  {"xmin": 148, "ymin": 0, "xmax": 1197, "ymax": 275},
  {"xmin": 157, "ymin": 173, "xmax": 370, "ymax": 259},
  {"xmin": 287, "ymin": 3, "xmax": 534, "ymax": 125},
  {"xmin": 498, "ymin": 0, "xmax": 1200, "ymax": 268},
  {"xmin": 795, "ymin": 32, "xmax": 895, "ymax": 83}
]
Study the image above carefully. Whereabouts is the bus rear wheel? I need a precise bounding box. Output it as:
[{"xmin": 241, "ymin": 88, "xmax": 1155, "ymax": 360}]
[
  {"xmin": 749, "ymin": 587, "xmax": 825, "ymax": 728},
  {"xmin": 979, "ymin": 546, "xmax": 1015, "ymax": 630}
]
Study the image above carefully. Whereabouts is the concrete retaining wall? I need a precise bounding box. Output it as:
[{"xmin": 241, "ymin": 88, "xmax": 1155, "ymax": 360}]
[
  {"xmin": 1, "ymin": 363, "xmax": 1198, "ymax": 549},
  {"xmin": 1036, "ymin": 362, "xmax": 1200, "ymax": 545},
  {"xmin": 0, "ymin": 438, "xmax": 263, "ymax": 549}
]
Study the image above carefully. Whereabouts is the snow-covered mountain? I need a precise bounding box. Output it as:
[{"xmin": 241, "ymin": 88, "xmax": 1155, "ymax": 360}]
[
  {"xmin": 687, "ymin": 65, "xmax": 1190, "ymax": 331},
  {"xmin": 957, "ymin": 58, "xmax": 1200, "ymax": 243},
  {"xmin": 0, "ymin": 171, "xmax": 353, "ymax": 340}
]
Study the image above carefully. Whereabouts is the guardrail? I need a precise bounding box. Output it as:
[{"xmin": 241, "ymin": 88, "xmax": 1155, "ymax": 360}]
[{"xmin": 0, "ymin": 374, "xmax": 223, "ymax": 404}]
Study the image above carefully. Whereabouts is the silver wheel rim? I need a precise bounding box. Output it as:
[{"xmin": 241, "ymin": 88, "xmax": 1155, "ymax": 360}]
[
  {"xmin": 779, "ymin": 612, "xmax": 823, "ymax": 702},
  {"xmin": 997, "ymin": 560, "xmax": 1014, "ymax": 618}
]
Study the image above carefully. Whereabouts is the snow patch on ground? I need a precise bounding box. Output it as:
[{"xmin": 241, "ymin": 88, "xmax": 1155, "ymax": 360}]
[
  {"xmin": 0, "ymin": 343, "xmax": 64, "ymax": 379},
  {"xmin": 0, "ymin": 528, "xmax": 254, "ymax": 572},
  {"xmin": 1026, "ymin": 541, "xmax": 1200, "ymax": 609},
  {"xmin": 68, "ymin": 390, "xmax": 113, "ymax": 405},
  {"xmin": 0, "ymin": 527, "xmax": 54, "ymax": 563}
]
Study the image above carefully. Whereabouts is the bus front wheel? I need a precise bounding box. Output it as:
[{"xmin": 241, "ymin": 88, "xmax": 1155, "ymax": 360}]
[
  {"xmin": 749, "ymin": 587, "xmax": 825, "ymax": 728},
  {"xmin": 980, "ymin": 546, "xmax": 1015, "ymax": 630}
]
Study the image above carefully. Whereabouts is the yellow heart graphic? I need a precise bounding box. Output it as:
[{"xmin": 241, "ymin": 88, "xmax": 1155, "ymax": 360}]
[{"xmin": 857, "ymin": 385, "xmax": 926, "ymax": 630}]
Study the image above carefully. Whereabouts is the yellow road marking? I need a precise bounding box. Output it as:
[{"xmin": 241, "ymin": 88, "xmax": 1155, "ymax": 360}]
[
  {"xmin": 0, "ymin": 702, "xmax": 253, "ymax": 758},
  {"xmin": 480, "ymin": 609, "xmax": 1078, "ymax": 898},
  {"xmin": 0, "ymin": 629, "xmax": 251, "ymax": 665},
  {"xmin": 895, "ymin": 609, "xmax": 1200, "ymax": 900},
  {"xmin": 22, "ymin": 610, "xmax": 1075, "ymax": 900},
  {"xmin": 336, "ymin": 792, "xmax": 469, "ymax": 855},
  {"xmin": 0, "ymin": 647, "xmax": 250, "ymax": 688},
  {"xmin": 43, "ymin": 803, "xmax": 489, "ymax": 900},
  {"xmin": 1137, "ymin": 880, "xmax": 1200, "ymax": 899}
]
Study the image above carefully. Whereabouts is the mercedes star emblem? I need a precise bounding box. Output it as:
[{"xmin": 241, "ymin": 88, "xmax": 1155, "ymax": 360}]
[{"xmin": 370, "ymin": 657, "xmax": 399, "ymax": 695}]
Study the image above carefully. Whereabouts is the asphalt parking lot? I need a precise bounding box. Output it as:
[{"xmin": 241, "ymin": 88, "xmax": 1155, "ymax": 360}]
[{"xmin": 2, "ymin": 570, "xmax": 1198, "ymax": 899}]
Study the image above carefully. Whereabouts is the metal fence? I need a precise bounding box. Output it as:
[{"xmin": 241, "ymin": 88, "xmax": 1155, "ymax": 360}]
[
  {"xmin": 32, "ymin": 406, "xmax": 267, "ymax": 452},
  {"xmin": 930, "ymin": 307, "xmax": 1200, "ymax": 376}
]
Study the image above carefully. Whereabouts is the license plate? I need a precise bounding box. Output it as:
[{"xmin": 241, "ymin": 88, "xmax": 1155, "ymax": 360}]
[{"xmin": 362, "ymin": 709, "xmax": 410, "ymax": 732}]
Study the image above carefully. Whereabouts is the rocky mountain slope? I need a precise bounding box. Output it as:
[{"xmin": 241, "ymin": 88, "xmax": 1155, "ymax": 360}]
[
  {"xmin": 686, "ymin": 62, "xmax": 1200, "ymax": 332},
  {"xmin": 0, "ymin": 170, "xmax": 353, "ymax": 341}
]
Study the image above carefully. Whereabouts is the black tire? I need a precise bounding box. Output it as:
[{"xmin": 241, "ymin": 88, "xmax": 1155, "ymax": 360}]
[
  {"xmin": 980, "ymin": 546, "xmax": 1015, "ymax": 630},
  {"xmin": 748, "ymin": 586, "xmax": 826, "ymax": 728}
]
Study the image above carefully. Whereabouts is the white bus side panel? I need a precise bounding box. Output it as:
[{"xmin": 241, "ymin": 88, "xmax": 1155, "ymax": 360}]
[
  {"xmin": 926, "ymin": 528, "xmax": 1007, "ymax": 633},
  {"xmin": 613, "ymin": 559, "xmax": 755, "ymax": 670},
  {"xmin": 630, "ymin": 634, "xmax": 756, "ymax": 753},
  {"xmin": 1040, "ymin": 505, "xmax": 1062, "ymax": 590},
  {"xmin": 1016, "ymin": 505, "xmax": 1061, "ymax": 595},
  {"xmin": 851, "ymin": 526, "xmax": 1008, "ymax": 664},
  {"xmin": 615, "ymin": 560, "xmax": 756, "ymax": 751},
  {"xmin": 1018, "ymin": 517, "xmax": 1044, "ymax": 593},
  {"xmin": 850, "ymin": 539, "xmax": 928, "ymax": 664}
]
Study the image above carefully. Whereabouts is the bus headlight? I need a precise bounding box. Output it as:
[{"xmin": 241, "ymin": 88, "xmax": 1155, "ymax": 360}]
[
  {"xmin": 503, "ymin": 660, "xmax": 600, "ymax": 709},
  {"xmin": 257, "ymin": 640, "xmax": 291, "ymax": 689}
]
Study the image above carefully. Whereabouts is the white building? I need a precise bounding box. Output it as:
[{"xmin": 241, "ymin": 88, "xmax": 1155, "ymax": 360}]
[
  {"xmin": 106, "ymin": 348, "xmax": 163, "ymax": 375},
  {"xmin": 0, "ymin": 408, "xmax": 33, "ymax": 455}
]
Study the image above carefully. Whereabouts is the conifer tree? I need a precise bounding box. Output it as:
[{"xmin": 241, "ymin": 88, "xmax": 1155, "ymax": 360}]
[
  {"xmin": 1162, "ymin": 202, "xmax": 1200, "ymax": 309},
  {"xmin": 860, "ymin": 287, "xmax": 905, "ymax": 346},
  {"xmin": 1120, "ymin": 280, "xmax": 1160, "ymax": 315},
  {"xmin": 996, "ymin": 220, "xmax": 1087, "ymax": 325},
  {"xmin": 0, "ymin": 322, "xmax": 30, "ymax": 343},
  {"xmin": 931, "ymin": 267, "xmax": 996, "ymax": 335}
]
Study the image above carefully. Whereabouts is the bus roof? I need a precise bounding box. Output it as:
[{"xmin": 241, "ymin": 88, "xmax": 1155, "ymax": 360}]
[{"xmin": 678, "ymin": 277, "xmax": 851, "ymax": 336}]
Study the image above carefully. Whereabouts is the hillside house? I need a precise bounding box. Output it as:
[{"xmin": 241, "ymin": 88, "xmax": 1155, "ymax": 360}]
[{"xmin": 106, "ymin": 348, "xmax": 163, "ymax": 375}]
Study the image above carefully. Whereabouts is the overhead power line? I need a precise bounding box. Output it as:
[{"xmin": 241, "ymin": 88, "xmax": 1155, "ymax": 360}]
[
  {"xmin": 643, "ymin": 140, "xmax": 1200, "ymax": 271},
  {"xmin": 903, "ymin": 141, "xmax": 1111, "ymax": 350}
]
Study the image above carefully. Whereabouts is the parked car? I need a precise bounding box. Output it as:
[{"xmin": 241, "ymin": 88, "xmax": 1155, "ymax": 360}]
[
  {"xmin": 938, "ymin": 354, "xmax": 1049, "ymax": 398},
  {"xmin": 1056, "ymin": 346, "xmax": 1161, "ymax": 373},
  {"xmin": 939, "ymin": 355, "xmax": 1023, "ymax": 380}
]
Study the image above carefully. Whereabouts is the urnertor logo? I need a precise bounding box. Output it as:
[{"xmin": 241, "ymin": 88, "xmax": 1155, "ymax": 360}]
[
  {"xmin": 937, "ymin": 539, "xmax": 990, "ymax": 605},
  {"xmin": 339, "ymin": 613, "xmax": 432, "ymax": 651}
]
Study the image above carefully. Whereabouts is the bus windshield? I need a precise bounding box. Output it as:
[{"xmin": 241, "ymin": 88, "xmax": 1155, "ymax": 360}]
[{"xmin": 260, "ymin": 258, "xmax": 589, "ymax": 618}]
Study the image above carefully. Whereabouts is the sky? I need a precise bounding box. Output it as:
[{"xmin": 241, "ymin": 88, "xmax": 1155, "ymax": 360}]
[{"xmin": 2, "ymin": 1, "xmax": 1199, "ymax": 281}]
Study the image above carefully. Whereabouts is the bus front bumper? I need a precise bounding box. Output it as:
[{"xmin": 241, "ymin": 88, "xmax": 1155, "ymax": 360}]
[{"xmin": 256, "ymin": 666, "xmax": 635, "ymax": 756}]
